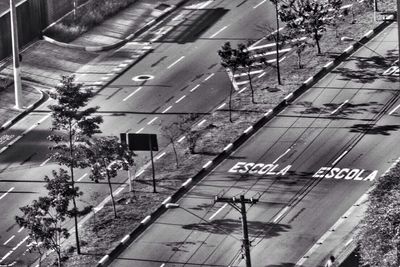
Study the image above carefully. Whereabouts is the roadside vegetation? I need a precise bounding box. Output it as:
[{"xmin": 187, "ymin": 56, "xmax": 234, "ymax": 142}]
[
  {"xmin": 18, "ymin": 0, "xmax": 400, "ymax": 266},
  {"xmin": 45, "ymin": 0, "xmax": 138, "ymax": 42}
]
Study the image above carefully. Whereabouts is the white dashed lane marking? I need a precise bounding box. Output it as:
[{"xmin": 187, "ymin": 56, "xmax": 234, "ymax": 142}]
[
  {"xmin": 190, "ymin": 84, "xmax": 200, "ymax": 92},
  {"xmin": 136, "ymin": 127, "xmax": 144, "ymax": 134},
  {"xmin": 175, "ymin": 95, "xmax": 186, "ymax": 103},
  {"xmin": 210, "ymin": 25, "xmax": 228, "ymax": 38},
  {"xmin": 253, "ymin": 0, "xmax": 267, "ymax": 8},
  {"xmin": 204, "ymin": 73, "xmax": 215, "ymax": 81},
  {"xmin": 167, "ymin": 56, "xmax": 185, "ymax": 69},
  {"xmin": 209, "ymin": 203, "xmax": 227, "ymax": 220},
  {"xmin": 331, "ymin": 100, "xmax": 349, "ymax": 114},
  {"xmin": 40, "ymin": 157, "xmax": 51, "ymax": 167},
  {"xmin": 77, "ymin": 173, "xmax": 87, "ymax": 182},
  {"xmin": 147, "ymin": 117, "xmax": 158, "ymax": 125},
  {"xmin": 162, "ymin": 106, "xmax": 173, "ymax": 113},
  {"xmin": 0, "ymin": 187, "xmax": 14, "ymax": 200},
  {"xmin": 3, "ymin": 235, "xmax": 14, "ymax": 245},
  {"xmin": 389, "ymin": 103, "xmax": 400, "ymax": 115},
  {"xmin": 123, "ymin": 87, "xmax": 142, "ymax": 102}
]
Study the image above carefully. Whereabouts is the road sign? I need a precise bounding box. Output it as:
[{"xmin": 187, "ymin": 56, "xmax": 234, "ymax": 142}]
[{"xmin": 120, "ymin": 133, "xmax": 158, "ymax": 151}]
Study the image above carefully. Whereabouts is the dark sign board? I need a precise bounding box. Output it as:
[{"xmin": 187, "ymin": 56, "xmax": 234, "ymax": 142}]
[{"xmin": 120, "ymin": 133, "xmax": 158, "ymax": 151}]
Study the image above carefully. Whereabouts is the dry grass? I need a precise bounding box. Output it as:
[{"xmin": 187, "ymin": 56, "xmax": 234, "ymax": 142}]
[{"xmin": 38, "ymin": 2, "xmax": 394, "ymax": 266}]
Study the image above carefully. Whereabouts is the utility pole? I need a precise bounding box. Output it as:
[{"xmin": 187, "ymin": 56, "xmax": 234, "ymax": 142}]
[
  {"xmin": 274, "ymin": 0, "xmax": 282, "ymax": 85},
  {"xmin": 10, "ymin": 0, "xmax": 22, "ymax": 109},
  {"xmin": 215, "ymin": 195, "xmax": 258, "ymax": 267}
]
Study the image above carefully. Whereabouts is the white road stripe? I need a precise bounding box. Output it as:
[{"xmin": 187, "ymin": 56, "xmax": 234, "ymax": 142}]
[
  {"xmin": 204, "ymin": 73, "xmax": 215, "ymax": 81},
  {"xmin": 136, "ymin": 127, "xmax": 144, "ymax": 134},
  {"xmin": 17, "ymin": 227, "xmax": 24, "ymax": 233},
  {"xmin": 0, "ymin": 251, "xmax": 13, "ymax": 262},
  {"xmin": 234, "ymin": 69, "xmax": 264, "ymax": 77},
  {"xmin": 389, "ymin": 103, "xmax": 400, "ymax": 115},
  {"xmin": 253, "ymin": 0, "xmax": 267, "ymax": 8},
  {"xmin": 197, "ymin": 119, "xmax": 207, "ymax": 127},
  {"xmin": 123, "ymin": 87, "xmax": 142, "ymax": 102},
  {"xmin": 3, "ymin": 235, "xmax": 15, "ymax": 245},
  {"xmin": 175, "ymin": 95, "xmax": 186, "ymax": 103},
  {"xmin": 331, "ymin": 99, "xmax": 349, "ymax": 114},
  {"xmin": 167, "ymin": 56, "xmax": 185, "ymax": 69},
  {"xmin": 114, "ymin": 187, "xmax": 124, "ymax": 196},
  {"xmin": 12, "ymin": 236, "xmax": 28, "ymax": 251},
  {"xmin": 332, "ymin": 150, "xmax": 348, "ymax": 166},
  {"xmin": 0, "ymin": 187, "xmax": 15, "ymax": 200},
  {"xmin": 217, "ymin": 103, "xmax": 226, "ymax": 110},
  {"xmin": 272, "ymin": 149, "xmax": 291, "ymax": 164},
  {"xmin": 162, "ymin": 106, "xmax": 173, "ymax": 113},
  {"xmin": 177, "ymin": 136, "xmax": 186, "ymax": 143},
  {"xmin": 136, "ymin": 169, "xmax": 145, "ymax": 177},
  {"xmin": 273, "ymin": 206, "xmax": 290, "ymax": 223},
  {"xmin": 40, "ymin": 157, "xmax": 51, "ymax": 167},
  {"xmin": 156, "ymin": 152, "xmax": 166, "ymax": 160},
  {"xmin": 238, "ymin": 87, "xmax": 247, "ymax": 94},
  {"xmin": 190, "ymin": 84, "xmax": 200, "ymax": 92},
  {"xmin": 209, "ymin": 203, "xmax": 227, "ymax": 220},
  {"xmin": 210, "ymin": 25, "xmax": 228, "ymax": 38},
  {"xmin": 258, "ymin": 72, "xmax": 266, "ymax": 78},
  {"xmin": 77, "ymin": 173, "xmax": 87, "ymax": 182},
  {"xmin": 147, "ymin": 117, "xmax": 159, "ymax": 125}
]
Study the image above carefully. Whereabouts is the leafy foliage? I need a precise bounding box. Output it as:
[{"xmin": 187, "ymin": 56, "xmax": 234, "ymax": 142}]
[
  {"xmin": 16, "ymin": 169, "xmax": 81, "ymax": 266},
  {"xmin": 356, "ymin": 165, "xmax": 400, "ymax": 267},
  {"xmin": 85, "ymin": 136, "xmax": 135, "ymax": 218}
]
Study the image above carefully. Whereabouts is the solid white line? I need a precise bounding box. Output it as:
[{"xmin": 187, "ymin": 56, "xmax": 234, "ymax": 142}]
[
  {"xmin": 223, "ymin": 143, "xmax": 233, "ymax": 151},
  {"xmin": 331, "ymin": 99, "xmax": 349, "ymax": 114},
  {"xmin": 209, "ymin": 203, "xmax": 227, "ymax": 220},
  {"xmin": 190, "ymin": 84, "xmax": 200, "ymax": 92},
  {"xmin": 332, "ymin": 150, "xmax": 348, "ymax": 166},
  {"xmin": 273, "ymin": 206, "xmax": 290, "ymax": 223},
  {"xmin": 167, "ymin": 56, "xmax": 185, "ymax": 69},
  {"xmin": 273, "ymin": 149, "xmax": 291, "ymax": 164},
  {"xmin": 177, "ymin": 136, "xmax": 186, "ymax": 143},
  {"xmin": 217, "ymin": 103, "xmax": 226, "ymax": 110},
  {"xmin": 203, "ymin": 161, "xmax": 212, "ymax": 169},
  {"xmin": 0, "ymin": 187, "xmax": 15, "ymax": 200},
  {"xmin": 123, "ymin": 87, "xmax": 142, "ymax": 102},
  {"xmin": 175, "ymin": 95, "xmax": 186, "ymax": 103},
  {"xmin": 114, "ymin": 187, "xmax": 124, "ymax": 196},
  {"xmin": 141, "ymin": 215, "xmax": 151, "ymax": 224},
  {"xmin": 197, "ymin": 119, "xmax": 206, "ymax": 127},
  {"xmin": 210, "ymin": 25, "xmax": 228, "ymax": 38},
  {"xmin": 136, "ymin": 169, "xmax": 145, "ymax": 177},
  {"xmin": 253, "ymin": 0, "xmax": 267, "ymax": 8},
  {"xmin": 182, "ymin": 178, "xmax": 192, "ymax": 187},
  {"xmin": 147, "ymin": 117, "xmax": 159, "ymax": 125},
  {"xmin": 3, "ymin": 235, "xmax": 15, "ymax": 245},
  {"xmin": 162, "ymin": 106, "xmax": 172, "ymax": 113},
  {"xmin": 389, "ymin": 103, "xmax": 400, "ymax": 115},
  {"xmin": 40, "ymin": 157, "xmax": 51, "ymax": 167},
  {"xmin": 136, "ymin": 127, "xmax": 144, "ymax": 134},
  {"xmin": 162, "ymin": 197, "xmax": 171, "ymax": 205},
  {"xmin": 77, "ymin": 173, "xmax": 87, "ymax": 182},
  {"xmin": 244, "ymin": 126, "xmax": 253, "ymax": 133},
  {"xmin": 0, "ymin": 251, "xmax": 13, "ymax": 262},
  {"xmin": 156, "ymin": 152, "xmax": 166, "ymax": 160},
  {"xmin": 204, "ymin": 73, "xmax": 215, "ymax": 81}
]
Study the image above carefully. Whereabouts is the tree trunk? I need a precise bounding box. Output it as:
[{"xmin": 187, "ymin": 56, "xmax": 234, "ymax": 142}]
[
  {"xmin": 69, "ymin": 122, "xmax": 80, "ymax": 254},
  {"xmin": 56, "ymin": 250, "xmax": 61, "ymax": 267},
  {"xmin": 105, "ymin": 167, "xmax": 117, "ymax": 218},
  {"xmin": 170, "ymin": 138, "xmax": 179, "ymax": 168},
  {"xmin": 229, "ymin": 73, "xmax": 234, "ymax": 123},
  {"xmin": 247, "ymin": 71, "xmax": 255, "ymax": 104},
  {"xmin": 314, "ymin": 29, "xmax": 321, "ymax": 54},
  {"xmin": 297, "ymin": 52, "xmax": 302, "ymax": 69}
]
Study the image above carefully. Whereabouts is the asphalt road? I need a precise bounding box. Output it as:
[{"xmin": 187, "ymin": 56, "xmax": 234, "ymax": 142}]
[
  {"xmin": 109, "ymin": 24, "xmax": 400, "ymax": 267},
  {"xmin": 0, "ymin": 0, "xmax": 278, "ymax": 265}
]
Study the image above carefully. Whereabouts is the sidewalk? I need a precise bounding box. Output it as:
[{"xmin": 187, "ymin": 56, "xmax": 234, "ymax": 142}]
[{"xmin": 0, "ymin": 0, "xmax": 185, "ymax": 132}]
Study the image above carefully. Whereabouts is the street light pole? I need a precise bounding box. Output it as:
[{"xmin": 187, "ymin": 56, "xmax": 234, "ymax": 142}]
[
  {"xmin": 274, "ymin": 0, "xmax": 282, "ymax": 85},
  {"xmin": 9, "ymin": 0, "xmax": 22, "ymax": 109}
]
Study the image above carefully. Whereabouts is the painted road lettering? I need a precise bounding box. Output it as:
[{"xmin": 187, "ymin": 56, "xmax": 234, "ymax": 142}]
[
  {"xmin": 228, "ymin": 162, "xmax": 291, "ymax": 176},
  {"xmin": 313, "ymin": 167, "xmax": 378, "ymax": 181}
]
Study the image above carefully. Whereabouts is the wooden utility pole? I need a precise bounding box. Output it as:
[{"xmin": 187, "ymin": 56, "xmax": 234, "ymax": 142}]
[{"xmin": 215, "ymin": 195, "xmax": 258, "ymax": 267}]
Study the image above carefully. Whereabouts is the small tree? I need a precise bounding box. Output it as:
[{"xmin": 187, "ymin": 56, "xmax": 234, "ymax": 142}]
[
  {"xmin": 85, "ymin": 136, "xmax": 135, "ymax": 218},
  {"xmin": 176, "ymin": 114, "xmax": 199, "ymax": 154},
  {"xmin": 159, "ymin": 121, "xmax": 181, "ymax": 168},
  {"xmin": 236, "ymin": 43, "xmax": 257, "ymax": 104},
  {"xmin": 48, "ymin": 75, "xmax": 103, "ymax": 254},
  {"xmin": 278, "ymin": 0, "xmax": 332, "ymax": 54},
  {"xmin": 218, "ymin": 42, "xmax": 240, "ymax": 122},
  {"xmin": 16, "ymin": 169, "xmax": 81, "ymax": 266}
]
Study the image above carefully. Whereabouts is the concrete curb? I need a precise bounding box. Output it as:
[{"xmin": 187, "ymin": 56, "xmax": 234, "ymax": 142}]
[
  {"xmin": 0, "ymin": 86, "xmax": 46, "ymax": 132},
  {"xmin": 95, "ymin": 14, "xmax": 394, "ymax": 267},
  {"xmin": 43, "ymin": 0, "xmax": 189, "ymax": 52}
]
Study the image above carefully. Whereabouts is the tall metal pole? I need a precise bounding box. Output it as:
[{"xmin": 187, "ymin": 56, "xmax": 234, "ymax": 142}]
[
  {"xmin": 275, "ymin": 0, "xmax": 282, "ymax": 85},
  {"xmin": 240, "ymin": 195, "xmax": 252, "ymax": 267},
  {"xmin": 149, "ymin": 136, "xmax": 156, "ymax": 193},
  {"xmin": 397, "ymin": 0, "xmax": 400, "ymax": 68},
  {"xmin": 10, "ymin": 0, "xmax": 22, "ymax": 109}
]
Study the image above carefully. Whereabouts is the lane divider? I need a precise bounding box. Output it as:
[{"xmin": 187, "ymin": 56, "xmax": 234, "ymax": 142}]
[
  {"xmin": 167, "ymin": 56, "xmax": 185, "ymax": 69},
  {"xmin": 0, "ymin": 187, "xmax": 15, "ymax": 200},
  {"xmin": 209, "ymin": 25, "xmax": 228, "ymax": 38},
  {"xmin": 209, "ymin": 203, "xmax": 227, "ymax": 220}
]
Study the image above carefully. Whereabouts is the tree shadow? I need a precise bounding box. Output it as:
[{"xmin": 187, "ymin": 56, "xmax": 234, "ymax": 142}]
[
  {"xmin": 295, "ymin": 100, "xmax": 383, "ymax": 116},
  {"xmin": 182, "ymin": 218, "xmax": 291, "ymax": 238},
  {"xmin": 164, "ymin": 241, "xmax": 198, "ymax": 252},
  {"xmin": 332, "ymin": 53, "xmax": 398, "ymax": 84},
  {"xmin": 349, "ymin": 124, "xmax": 400, "ymax": 135},
  {"xmin": 264, "ymin": 263, "xmax": 296, "ymax": 267}
]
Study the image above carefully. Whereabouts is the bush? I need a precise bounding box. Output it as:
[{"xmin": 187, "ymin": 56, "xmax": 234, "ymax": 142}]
[{"xmin": 45, "ymin": 0, "xmax": 137, "ymax": 43}]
